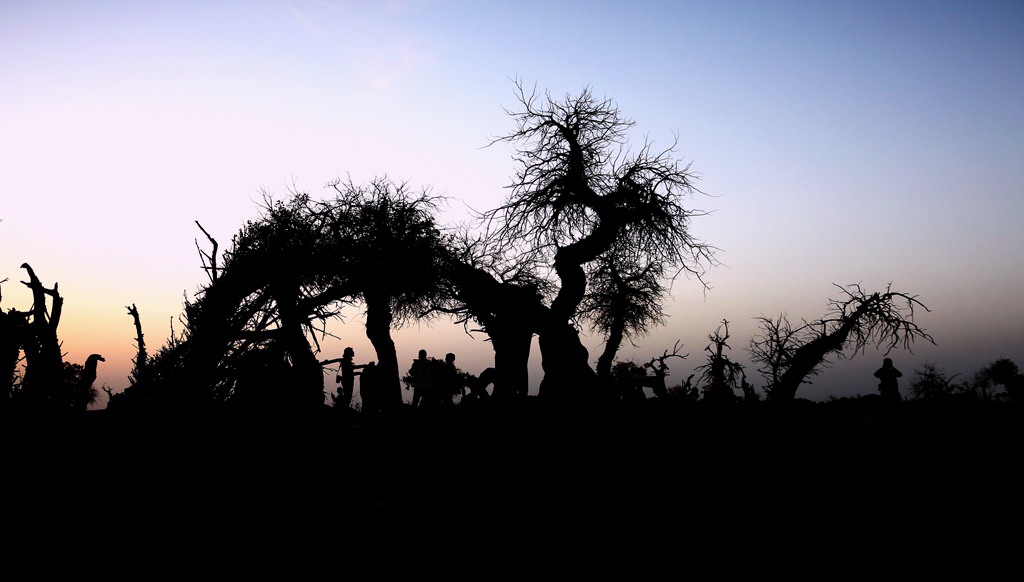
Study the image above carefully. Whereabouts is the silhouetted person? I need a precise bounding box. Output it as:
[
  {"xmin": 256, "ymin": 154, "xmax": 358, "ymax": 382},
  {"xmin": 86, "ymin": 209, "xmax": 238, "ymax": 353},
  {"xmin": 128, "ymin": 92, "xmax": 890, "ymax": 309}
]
[
  {"xmin": 437, "ymin": 352, "xmax": 464, "ymax": 406},
  {"xmin": 408, "ymin": 349, "xmax": 433, "ymax": 409},
  {"xmin": 874, "ymin": 358, "xmax": 903, "ymax": 403},
  {"xmin": 335, "ymin": 347, "xmax": 365, "ymax": 409},
  {"xmin": 360, "ymin": 361, "xmax": 379, "ymax": 414}
]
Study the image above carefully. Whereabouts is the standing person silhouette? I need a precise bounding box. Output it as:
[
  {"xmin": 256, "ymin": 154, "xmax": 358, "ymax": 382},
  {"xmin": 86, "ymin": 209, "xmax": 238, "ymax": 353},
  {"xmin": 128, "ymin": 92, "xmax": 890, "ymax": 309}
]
[
  {"xmin": 335, "ymin": 347, "xmax": 365, "ymax": 409},
  {"xmin": 874, "ymin": 358, "xmax": 903, "ymax": 403},
  {"xmin": 438, "ymin": 352, "xmax": 463, "ymax": 406},
  {"xmin": 408, "ymin": 349, "xmax": 432, "ymax": 409}
]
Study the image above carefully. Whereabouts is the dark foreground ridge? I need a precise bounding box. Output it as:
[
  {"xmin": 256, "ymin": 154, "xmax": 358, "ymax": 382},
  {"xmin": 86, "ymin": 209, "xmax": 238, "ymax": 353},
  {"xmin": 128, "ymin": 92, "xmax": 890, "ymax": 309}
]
[{"xmin": 3, "ymin": 395, "xmax": 1020, "ymax": 567}]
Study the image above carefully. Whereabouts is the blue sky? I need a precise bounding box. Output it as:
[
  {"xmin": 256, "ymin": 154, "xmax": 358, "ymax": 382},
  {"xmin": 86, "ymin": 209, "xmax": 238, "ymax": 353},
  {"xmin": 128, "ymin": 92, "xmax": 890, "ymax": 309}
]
[{"xmin": 2, "ymin": 1, "xmax": 1022, "ymax": 403}]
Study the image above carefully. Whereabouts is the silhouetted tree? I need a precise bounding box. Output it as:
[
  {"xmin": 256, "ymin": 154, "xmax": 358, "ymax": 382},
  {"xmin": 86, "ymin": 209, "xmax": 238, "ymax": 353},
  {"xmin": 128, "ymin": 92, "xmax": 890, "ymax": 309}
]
[
  {"xmin": 751, "ymin": 284, "xmax": 934, "ymax": 401},
  {"xmin": 170, "ymin": 212, "xmax": 323, "ymax": 406},
  {"xmin": 18, "ymin": 264, "xmax": 69, "ymax": 408},
  {"xmin": 139, "ymin": 203, "xmax": 350, "ymax": 408},
  {"xmin": 748, "ymin": 313, "xmax": 803, "ymax": 394},
  {"xmin": 695, "ymin": 320, "xmax": 744, "ymax": 403},
  {"xmin": 0, "ymin": 279, "xmax": 28, "ymax": 404},
  {"xmin": 318, "ymin": 177, "xmax": 451, "ymax": 411},
  {"xmin": 581, "ymin": 257, "xmax": 667, "ymax": 379},
  {"xmin": 62, "ymin": 354, "xmax": 104, "ymax": 411},
  {"xmin": 970, "ymin": 358, "xmax": 1022, "ymax": 402},
  {"xmin": 126, "ymin": 303, "xmax": 149, "ymax": 387},
  {"xmin": 641, "ymin": 341, "xmax": 687, "ymax": 399},
  {"xmin": 610, "ymin": 360, "xmax": 648, "ymax": 403},
  {"xmin": 908, "ymin": 362, "xmax": 964, "ymax": 400},
  {"xmin": 439, "ymin": 234, "xmax": 550, "ymax": 400},
  {"xmin": 482, "ymin": 81, "xmax": 715, "ymax": 400}
]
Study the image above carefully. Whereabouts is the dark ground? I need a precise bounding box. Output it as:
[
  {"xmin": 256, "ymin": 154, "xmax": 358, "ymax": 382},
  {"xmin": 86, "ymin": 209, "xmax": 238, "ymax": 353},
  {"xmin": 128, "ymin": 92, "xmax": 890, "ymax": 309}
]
[{"xmin": 2, "ymin": 396, "xmax": 1020, "ymax": 571}]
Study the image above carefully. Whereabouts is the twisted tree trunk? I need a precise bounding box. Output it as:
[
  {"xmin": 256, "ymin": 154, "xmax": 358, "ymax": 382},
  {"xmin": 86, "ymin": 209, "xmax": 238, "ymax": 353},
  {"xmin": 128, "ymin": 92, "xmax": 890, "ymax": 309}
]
[{"xmin": 363, "ymin": 291, "xmax": 402, "ymax": 412}]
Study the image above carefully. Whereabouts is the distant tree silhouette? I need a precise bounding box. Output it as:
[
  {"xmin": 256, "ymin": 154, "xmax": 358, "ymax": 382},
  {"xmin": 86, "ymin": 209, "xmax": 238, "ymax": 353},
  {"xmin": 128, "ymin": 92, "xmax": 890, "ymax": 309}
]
[
  {"xmin": 126, "ymin": 303, "xmax": 149, "ymax": 388},
  {"xmin": 970, "ymin": 358, "xmax": 1022, "ymax": 402},
  {"xmin": 610, "ymin": 360, "xmax": 648, "ymax": 402},
  {"xmin": 747, "ymin": 313, "xmax": 802, "ymax": 394},
  {"xmin": 640, "ymin": 341, "xmax": 687, "ymax": 399},
  {"xmin": 581, "ymin": 257, "xmax": 667, "ymax": 379},
  {"xmin": 18, "ymin": 264, "xmax": 69, "ymax": 408},
  {"xmin": 127, "ymin": 316, "xmax": 187, "ymax": 407},
  {"xmin": 750, "ymin": 284, "xmax": 934, "ymax": 401},
  {"xmin": 908, "ymin": 362, "xmax": 964, "ymax": 400},
  {"xmin": 695, "ymin": 320, "xmax": 744, "ymax": 403},
  {"xmin": 0, "ymin": 265, "xmax": 107, "ymax": 411},
  {"xmin": 481, "ymin": 81, "xmax": 715, "ymax": 400}
]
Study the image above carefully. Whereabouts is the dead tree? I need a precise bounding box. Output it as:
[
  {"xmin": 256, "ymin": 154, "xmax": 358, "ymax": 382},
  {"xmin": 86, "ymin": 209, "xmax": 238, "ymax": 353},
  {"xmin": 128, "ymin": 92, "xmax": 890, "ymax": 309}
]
[
  {"xmin": 18, "ymin": 264, "xmax": 67, "ymax": 408},
  {"xmin": 439, "ymin": 234, "xmax": 551, "ymax": 401},
  {"xmin": 751, "ymin": 284, "xmax": 935, "ymax": 401},
  {"xmin": 583, "ymin": 258, "xmax": 668, "ymax": 379},
  {"xmin": 126, "ymin": 303, "xmax": 149, "ymax": 387},
  {"xmin": 642, "ymin": 340, "xmax": 687, "ymax": 398},
  {"xmin": 483, "ymin": 82, "xmax": 715, "ymax": 400},
  {"xmin": 748, "ymin": 313, "xmax": 804, "ymax": 396},
  {"xmin": 695, "ymin": 320, "xmax": 744, "ymax": 403}
]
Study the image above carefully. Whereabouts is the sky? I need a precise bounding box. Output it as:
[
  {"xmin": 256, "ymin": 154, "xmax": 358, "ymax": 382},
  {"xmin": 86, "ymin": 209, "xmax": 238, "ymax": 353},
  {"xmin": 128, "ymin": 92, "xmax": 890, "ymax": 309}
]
[{"xmin": 2, "ymin": 1, "xmax": 1022, "ymax": 407}]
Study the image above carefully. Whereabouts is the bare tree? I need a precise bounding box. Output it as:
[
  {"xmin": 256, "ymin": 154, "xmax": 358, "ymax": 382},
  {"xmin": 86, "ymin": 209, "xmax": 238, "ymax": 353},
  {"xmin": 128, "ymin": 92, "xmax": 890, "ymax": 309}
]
[
  {"xmin": 18, "ymin": 264, "xmax": 67, "ymax": 407},
  {"xmin": 142, "ymin": 199, "xmax": 350, "ymax": 408},
  {"xmin": 439, "ymin": 233, "xmax": 550, "ymax": 400},
  {"xmin": 748, "ymin": 313, "xmax": 806, "ymax": 396},
  {"xmin": 750, "ymin": 284, "xmax": 935, "ymax": 401},
  {"xmin": 907, "ymin": 362, "xmax": 964, "ymax": 400},
  {"xmin": 581, "ymin": 256, "xmax": 668, "ymax": 379},
  {"xmin": 126, "ymin": 303, "xmax": 148, "ymax": 387},
  {"xmin": 695, "ymin": 320, "xmax": 745, "ymax": 403},
  {"xmin": 641, "ymin": 340, "xmax": 688, "ymax": 399},
  {"xmin": 483, "ymin": 81, "xmax": 715, "ymax": 399},
  {"xmin": 319, "ymin": 177, "xmax": 451, "ymax": 411}
]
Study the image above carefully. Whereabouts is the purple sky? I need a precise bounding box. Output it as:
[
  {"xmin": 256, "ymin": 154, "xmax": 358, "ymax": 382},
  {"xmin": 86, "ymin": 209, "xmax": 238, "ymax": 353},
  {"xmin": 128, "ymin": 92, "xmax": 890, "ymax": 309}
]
[{"xmin": 2, "ymin": 1, "xmax": 1022, "ymax": 404}]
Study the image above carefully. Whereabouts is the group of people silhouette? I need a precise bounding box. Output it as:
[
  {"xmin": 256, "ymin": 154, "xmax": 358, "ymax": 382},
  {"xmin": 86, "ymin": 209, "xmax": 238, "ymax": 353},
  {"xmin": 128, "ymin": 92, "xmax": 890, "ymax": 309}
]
[
  {"xmin": 334, "ymin": 347, "xmax": 488, "ymax": 412},
  {"xmin": 334, "ymin": 347, "xmax": 905, "ymax": 411}
]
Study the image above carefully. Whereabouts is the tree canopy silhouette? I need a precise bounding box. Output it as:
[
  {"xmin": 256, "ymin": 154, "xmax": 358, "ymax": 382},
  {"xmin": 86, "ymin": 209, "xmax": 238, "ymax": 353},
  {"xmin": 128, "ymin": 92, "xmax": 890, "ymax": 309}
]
[
  {"xmin": 131, "ymin": 178, "xmax": 449, "ymax": 411},
  {"xmin": 581, "ymin": 256, "xmax": 668, "ymax": 379},
  {"xmin": 315, "ymin": 177, "xmax": 450, "ymax": 411},
  {"xmin": 478, "ymin": 81, "xmax": 715, "ymax": 399},
  {"xmin": 749, "ymin": 284, "xmax": 935, "ymax": 401}
]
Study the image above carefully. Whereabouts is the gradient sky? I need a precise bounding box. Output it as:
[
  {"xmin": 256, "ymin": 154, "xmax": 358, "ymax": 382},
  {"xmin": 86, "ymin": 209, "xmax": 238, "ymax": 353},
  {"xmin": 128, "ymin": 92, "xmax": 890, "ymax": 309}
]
[{"xmin": 2, "ymin": 1, "xmax": 1022, "ymax": 406}]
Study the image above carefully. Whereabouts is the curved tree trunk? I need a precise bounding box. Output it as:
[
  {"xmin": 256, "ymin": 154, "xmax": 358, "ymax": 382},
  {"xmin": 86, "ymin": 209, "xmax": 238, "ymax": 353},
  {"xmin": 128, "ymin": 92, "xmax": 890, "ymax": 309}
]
[
  {"xmin": 364, "ymin": 291, "xmax": 402, "ymax": 411},
  {"xmin": 489, "ymin": 323, "xmax": 533, "ymax": 400},
  {"xmin": 537, "ymin": 234, "xmax": 614, "ymax": 401},
  {"xmin": 596, "ymin": 310, "xmax": 626, "ymax": 378},
  {"xmin": 772, "ymin": 312, "xmax": 863, "ymax": 401},
  {"xmin": 274, "ymin": 282, "xmax": 325, "ymax": 409},
  {"xmin": 537, "ymin": 321, "xmax": 598, "ymax": 402},
  {"xmin": 448, "ymin": 261, "xmax": 542, "ymax": 402}
]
